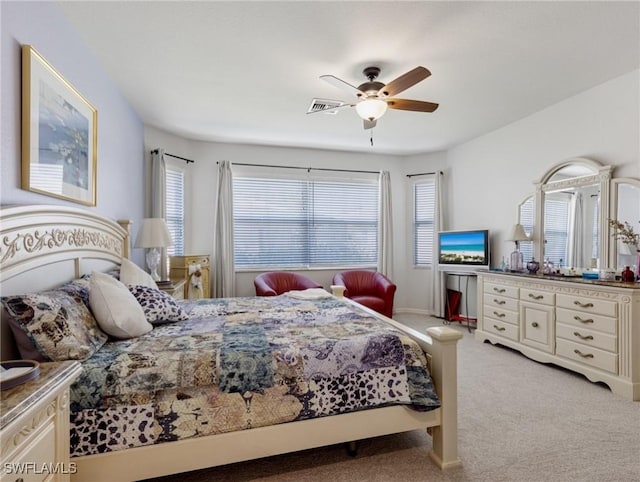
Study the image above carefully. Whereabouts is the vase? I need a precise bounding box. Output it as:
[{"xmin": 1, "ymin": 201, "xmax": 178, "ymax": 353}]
[{"xmin": 637, "ymin": 250, "xmax": 640, "ymax": 281}]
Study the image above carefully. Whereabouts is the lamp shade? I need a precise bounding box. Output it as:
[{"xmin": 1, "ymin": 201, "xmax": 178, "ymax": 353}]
[
  {"xmin": 507, "ymin": 224, "xmax": 529, "ymax": 242},
  {"xmin": 355, "ymin": 98, "xmax": 388, "ymax": 121},
  {"xmin": 134, "ymin": 218, "xmax": 174, "ymax": 248}
]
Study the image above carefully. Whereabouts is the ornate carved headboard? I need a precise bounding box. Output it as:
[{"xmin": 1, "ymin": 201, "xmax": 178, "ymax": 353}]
[{"xmin": 0, "ymin": 205, "xmax": 131, "ymax": 359}]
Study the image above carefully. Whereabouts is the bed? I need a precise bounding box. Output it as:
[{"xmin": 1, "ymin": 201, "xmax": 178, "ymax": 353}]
[{"xmin": 0, "ymin": 204, "xmax": 463, "ymax": 481}]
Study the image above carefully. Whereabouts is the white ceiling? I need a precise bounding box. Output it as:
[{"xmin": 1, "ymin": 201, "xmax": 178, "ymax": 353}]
[{"xmin": 57, "ymin": 1, "xmax": 640, "ymax": 156}]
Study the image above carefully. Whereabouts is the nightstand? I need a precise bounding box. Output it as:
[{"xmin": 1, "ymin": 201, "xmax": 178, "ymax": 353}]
[
  {"xmin": 157, "ymin": 279, "xmax": 186, "ymax": 300},
  {"xmin": 1, "ymin": 361, "xmax": 82, "ymax": 482}
]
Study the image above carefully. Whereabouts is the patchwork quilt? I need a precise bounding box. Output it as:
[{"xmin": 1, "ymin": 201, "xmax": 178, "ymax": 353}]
[{"xmin": 69, "ymin": 294, "xmax": 440, "ymax": 456}]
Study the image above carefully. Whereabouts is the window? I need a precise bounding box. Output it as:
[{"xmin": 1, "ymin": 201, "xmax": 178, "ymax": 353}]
[
  {"xmin": 413, "ymin": 179, "xmax": 436, "ymax": 266},
  {"xmin": 165, "ymin": 167, "xmax": 184, "ymax": 257},
  {"xmin": 233, "ymin": 176, "xmax": 378, "ymax": 269},
  {"xmin": 544, "ymin": 197, "xmax": 570, "ymax": 266}
]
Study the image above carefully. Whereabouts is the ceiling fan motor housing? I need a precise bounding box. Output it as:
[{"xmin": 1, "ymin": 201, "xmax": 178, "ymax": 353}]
[{"xmin": 358, "ymin": 67, "xmax": 386, "ymax": 97}]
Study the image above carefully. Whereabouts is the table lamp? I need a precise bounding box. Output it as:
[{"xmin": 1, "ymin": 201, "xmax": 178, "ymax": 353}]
[
  {"xmin": 134, "ymin": 218, "xmax": 173, "ymax": 281},
  {"xmin": 507, "ymin": 223, "xmax": 529, "ymax": 272}
]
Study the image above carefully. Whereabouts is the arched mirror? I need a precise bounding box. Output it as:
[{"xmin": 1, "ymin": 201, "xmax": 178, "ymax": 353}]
[
  {"xmin": 533, "ymin": 158, "xmax": 612, "ymax": 271},
  {"xmin": 609, "ymin": 177, "xmax": 640, "ymax": 271}
]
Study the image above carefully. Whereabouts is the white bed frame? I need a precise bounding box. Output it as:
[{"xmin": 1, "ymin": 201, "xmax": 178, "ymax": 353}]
[{"xmin": 0, "ymin": 205, "xmax": 463, "ymax": 481}]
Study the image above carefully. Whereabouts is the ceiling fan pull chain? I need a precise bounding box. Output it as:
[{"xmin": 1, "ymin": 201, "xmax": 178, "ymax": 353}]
[{"xmin": 370, "ymin": 129, "xmax": 374, "ymax": 147}]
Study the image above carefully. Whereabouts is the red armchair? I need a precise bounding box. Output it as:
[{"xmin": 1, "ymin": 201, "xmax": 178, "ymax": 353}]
[
  {"xmin": 254, "ymin": 272, "xmax": 323, "ymax": 296},
  {"xmin": 332, "ymin": 270, "xmax": 396, "ymax": 318}
]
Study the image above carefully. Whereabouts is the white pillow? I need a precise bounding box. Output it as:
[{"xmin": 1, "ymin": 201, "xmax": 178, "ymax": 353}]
[
  {"xmin": 120, "ymin": 258, "xmax": 157, "ymax": 288},
  {"xmin": 89, "ymin": 271, "xmax": 153, "ymax": 339}
]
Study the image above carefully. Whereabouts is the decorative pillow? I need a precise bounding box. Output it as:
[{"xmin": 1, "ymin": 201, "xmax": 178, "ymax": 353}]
[
  {"xmin": 58, "ymin": 277, "xmax": 92, "ymax": 308},
  {"xmin": 120, "ymin": 258, "xmax": 157, "ymax": 289},
  {"xmin": 89, "ymin": 272, "xmax": 153, "ymax": 339},
  {"xmin": 128, "ymin": 285, "xmax": 189, "ymax": 325},
  {"xmin": 1, "ymin": 290, "xmax": 108, "ymax": 362}
]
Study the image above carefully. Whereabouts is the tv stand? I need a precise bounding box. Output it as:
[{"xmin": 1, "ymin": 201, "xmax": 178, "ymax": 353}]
[{"xmin": 444, "ymin": 271, "xmax": 478, "ymax": 332}]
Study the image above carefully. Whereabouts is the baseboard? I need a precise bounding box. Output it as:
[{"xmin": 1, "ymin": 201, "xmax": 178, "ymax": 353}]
[{"xmin": 393, "ymin": 308, "xmax": 435, "ymax": 317}]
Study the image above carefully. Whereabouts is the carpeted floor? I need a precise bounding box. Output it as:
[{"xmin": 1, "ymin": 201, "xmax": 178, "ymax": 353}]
[{"xmin": 146, "ymin": 315, "xmax": 640, "ymax": 482}]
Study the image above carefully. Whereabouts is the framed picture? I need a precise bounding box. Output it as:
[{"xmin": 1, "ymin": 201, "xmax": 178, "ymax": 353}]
[{"xmin": 21, "ymin": 45, "xmax": 97, "ymax": 206}]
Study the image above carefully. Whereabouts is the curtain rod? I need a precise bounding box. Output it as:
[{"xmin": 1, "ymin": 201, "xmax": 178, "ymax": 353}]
[
  {"xmin": 151, "ymin": 149, "xmax": 195, "ymax": 164},
  {"xmin": 406, "ymin": 171, "xmax": 442, "ymax": 178},
  {"xmin": 217, "ymin": 161, "xmax": 379, "ymax": 175}
]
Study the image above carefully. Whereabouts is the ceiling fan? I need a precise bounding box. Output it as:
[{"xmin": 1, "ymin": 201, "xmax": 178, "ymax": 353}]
[{"xmin": 308, "ymin": 66, "xmax": 439, "ymax": 129}]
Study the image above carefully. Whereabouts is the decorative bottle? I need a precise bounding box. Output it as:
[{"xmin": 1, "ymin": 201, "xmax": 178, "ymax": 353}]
[{"xmin": 621, "ymin": 266, "xmax": 635, "ymax": 283}]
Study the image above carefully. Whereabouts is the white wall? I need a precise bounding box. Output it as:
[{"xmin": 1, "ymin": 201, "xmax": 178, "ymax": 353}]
[
  {"xmin": 145, "ymin": 127, "xmax": 409, "ymax": 298},
  {"xmin": 442, "ymin": 69, "xmax": 639, "ymax": 317},
  {"xmin": 449, "ymin": 69, "xmax": 639, "ymax": 266},
  {"xmin": 1, "ymin": 2, "xmax": 146, "ymax": 266},
  {"xmin": 146, "ymin": 70, "xmax": 639, "ymax": 314}
]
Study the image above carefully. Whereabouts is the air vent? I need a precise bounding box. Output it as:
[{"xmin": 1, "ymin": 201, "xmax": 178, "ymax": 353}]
[{"xmin": 307, "ymin": 98, "xmax": 346, "ymax": 114}]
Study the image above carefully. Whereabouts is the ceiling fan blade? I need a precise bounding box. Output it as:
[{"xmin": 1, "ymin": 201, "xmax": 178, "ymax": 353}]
[
  {"xmin": 320, "ymin": 75, "xmax": 363, "ymax": 96},
  {"xmin": 381, "ymin": 66, "xmax": 431, "ymax": 98},
  {"xmin": 386, "ymin": 98, "xmax": 439, "ymax": 112},
  {"xmin": 363, "ymin": 119, "xmax": 376, "ymax": 130}
]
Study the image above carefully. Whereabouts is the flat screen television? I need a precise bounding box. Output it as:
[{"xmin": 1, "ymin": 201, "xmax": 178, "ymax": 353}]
[{"xmin": 438, "ymin": 229, "xmax": 490, "ymax": 271}]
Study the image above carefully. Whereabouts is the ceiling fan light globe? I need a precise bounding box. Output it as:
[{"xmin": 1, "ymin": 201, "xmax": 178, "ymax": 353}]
[{"xmin": 355, "ymin": 99, "xmax": 388, "ymax": 121}]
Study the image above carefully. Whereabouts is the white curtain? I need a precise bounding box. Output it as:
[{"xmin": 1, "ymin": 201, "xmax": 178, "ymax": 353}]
[
  {"xmin": 430, "ymin": 172, "xmax": 446, "ymax": 318},
  {"xmin": 570, "ymin": 192, "xmax": 584, "ymax": 268},
  {"xmin": 377, "ymin": 170, "xmax": 393, "ymax": 278},
  {"xmin": 150, "ymin": 149, "xmax": 168, "ymax": 279},
  {"xmin": 213, "ymin": 160, "xmax": 236, "ymax": 297}
]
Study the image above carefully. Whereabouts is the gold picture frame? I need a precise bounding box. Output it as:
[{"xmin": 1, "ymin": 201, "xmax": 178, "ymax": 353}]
[{"xmin": 21, "ymin": 45, "xmax": 97, "ymax": 206}]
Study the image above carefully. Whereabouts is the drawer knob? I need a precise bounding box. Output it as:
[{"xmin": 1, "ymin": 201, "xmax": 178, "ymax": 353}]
[
  {"xmin": 493, "ymin": 287, "xmax": 506, "ymax": 293},
  {"xmin": 574, "ymin": 315, "xmax": 594, "ymax": 324},
  {"xmin": 573, "ymin": 331, "xmax": 594, "ymax": 341},
  {"xmin": 574, "ymin": 349, "xmax": 594, "ymax": 359},
  {"xmin": 528, "ymin": 293, "xmax": 544, "ymax": 300},
  {"xmin": 493, "ymin": 299, "xmax": 506, "ymax": 305},
  {"xmin": 531, "ymin": 322, "xmax": 539, "ymax": 328},
  {"xmin": 493, "ymin": 311, "xmax": 506, "ymax": 318},
  {"xmin": 573, "ymin": 300, "xmax": 594, "ymax": 309},
  {"xmin": 493, "ymin": 324, "xmax": 506, "ymax": 332}
]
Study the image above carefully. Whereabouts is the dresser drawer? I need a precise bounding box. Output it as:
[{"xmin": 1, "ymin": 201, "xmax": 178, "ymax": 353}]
[
  {"xmin": 556, "ymin": 307, "xmax": 617, "ymax": 335},
  {"xmin": 484, "ymin": 306, "xmax": 519, "ymax": 325},
  {"xmin": 520, "ymin": 288, "xmax": 554, "ymax": 306},
  {"xmin": 556, "ymin": 338, "xmax": 618, "ymax": 374},
  {"xmin": 556, "ymin": 293, "xmax": 617, "ymax": 318},
  {"xmin": 483, "ymin": 293, "xmax": 519, "ymax": 312},
  {"xmin": 6, "ymin": 422, "xmax": 56, "ymax": 482},
  {"xmin": 485, "ymin": 282, "xmax": 518, "ymax": 299},
  {"xmin": 170, "ymin": 255, "xmax": 210, "ymax": 268},
  {"xmin": 484, "ymin": 318, "xmax": 519, "ymax": 341},
  {"xmin": 556, "ymin": 322, "xmax": 617, "ymax": 353}
]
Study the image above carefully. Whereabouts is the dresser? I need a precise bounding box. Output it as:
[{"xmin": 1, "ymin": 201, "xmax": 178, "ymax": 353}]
[
  {"xmin": 1, "ymin": 361, "xmax": 82, "ymax": 481},
  {"xmin": 169, "ymin": 255, "xmax": 210, "ymax": 299},
  {"xmin": 475, "ymin": 272, "xmax": 640, "ymax": 400}
]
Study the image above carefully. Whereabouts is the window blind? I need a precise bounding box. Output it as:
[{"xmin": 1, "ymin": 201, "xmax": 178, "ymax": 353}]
[
  {"xmin": 544, "ymin": 197, "xmax": 570, "ymax": 265},
  {"xmin": 414, "ymin": 180, "xmax": 436, "ymax": 266},
  {"xmin": 233, "ymin": 177, "xmax": 378, "ymax": 269},
  {"xmin": 165, "ymin": 167, "xmax": 184, "ymax": 257}
]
